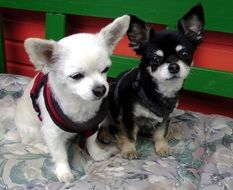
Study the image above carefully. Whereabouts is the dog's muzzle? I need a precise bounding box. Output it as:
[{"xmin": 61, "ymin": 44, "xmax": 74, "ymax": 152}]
[
  {"xmin": 168, "ymin": 63, "xmax": 180, "ymax": 74},
  {"xmin": 92, "ymin": 85, "xmax": 106, "ymax": 98}
]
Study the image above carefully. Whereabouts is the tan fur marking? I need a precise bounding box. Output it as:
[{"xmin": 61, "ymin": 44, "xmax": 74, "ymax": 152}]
[
  {"xmin": 117, "ymin": 122, "xmax": 139, "ymax": 159},
  {"xmin": 154, "ymin": 126, "xmax": 170, "ymax": 156}
]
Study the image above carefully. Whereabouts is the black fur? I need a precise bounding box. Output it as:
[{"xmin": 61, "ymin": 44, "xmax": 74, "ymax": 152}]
[
  {"xmin": 98, "ymin": 4, "xmax": 205, "ymax": 153},
  {"xmin": 109, "ymin": 67, "xmax": 179, "ymax": 139}
]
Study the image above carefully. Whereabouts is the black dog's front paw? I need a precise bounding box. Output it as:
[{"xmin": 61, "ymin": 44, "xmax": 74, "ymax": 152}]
[
  {"xmin": 121, "ymin": 149, "xmax": 140, "ymax": 160},
  {"xmin": 155, "ymin": 139, "xmax": 171, "ymax": 157},
  {"xmin": 121, "ymin": 142, "xmax": 140, "ymax": 160}
]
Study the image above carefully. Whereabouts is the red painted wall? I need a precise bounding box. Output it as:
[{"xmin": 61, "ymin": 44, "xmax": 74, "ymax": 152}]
[{"xmin": 1, "ymin": 8, "xmax": 233, "ymax": 118}]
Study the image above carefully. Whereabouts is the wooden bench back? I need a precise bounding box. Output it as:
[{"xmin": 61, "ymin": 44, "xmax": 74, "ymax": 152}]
[{"xmin": 0, "ymin": 0, "xmax": 233, "ymax": 98}]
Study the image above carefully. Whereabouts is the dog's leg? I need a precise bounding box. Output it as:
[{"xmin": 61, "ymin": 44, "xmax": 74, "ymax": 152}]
[
  {"xmin": 97, "ymin": 115, "xmax": 115, "ymax": 144},
  {"xmin": 86, "ymin": 132, "xmax": 116, "ymax": 161},
  {"xmin": 97, "ymin": 126, "xmax": 112, "ymax": 144},
  {"xmin": 154, "ymin": 120, "xmax": 170, "ymax": 157},
  {"xmin": 16, "ymin": 122, "xmax": 49, "ymax": 154},
  {"xmin": 41, "ymin": 125, "xmax": 74, "ymax": 183},
  {"xmin": 118, "ymin": 122, "xmax": 139, "ymax": 160}
]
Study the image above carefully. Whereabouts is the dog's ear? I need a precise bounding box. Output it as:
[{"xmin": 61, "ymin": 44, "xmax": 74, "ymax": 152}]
[
  {"xmin": 127, "ymin": 15, "xmax": 154, "ymax": 55},
  {"xmin": 98, "ymin": 15, "xmax": 130, "ymax": 54},
  {"xmin": 178, "ymin": 4, "xmax": 205, "ymax": 46},
  {"xmin": 24, "ymin": 38, "xmax": 62, "ymax": 73}
]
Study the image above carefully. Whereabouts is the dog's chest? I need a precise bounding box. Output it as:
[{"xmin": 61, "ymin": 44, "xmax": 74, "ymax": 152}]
[
  {"xmin": 133, "ymin": 103, "xmax": 163, "ymax": 123},
  {"xmin": 62, "ymin": 100, "xmax": 101, "ymax": 123},
  {"xmin": 158, "ymin": 80, "xmax": 183, "ymax": 98},
  {"xmin": 132, "ymin": 103, "xmax": 164, "ymax": 136}
]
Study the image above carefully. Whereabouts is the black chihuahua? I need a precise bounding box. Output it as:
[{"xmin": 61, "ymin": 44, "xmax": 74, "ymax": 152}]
[{"xmin": 98, "ymin": 4, "xmax": 205, "ymax": 159}]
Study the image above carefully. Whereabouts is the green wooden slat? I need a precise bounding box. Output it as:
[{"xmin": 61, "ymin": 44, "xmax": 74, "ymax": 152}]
[
  {"xmin": 45, "ymin": 13, "xmax": 66, "ymax": 40},
  {"xmin": 183, "ymin": 67, "xmax": 233, "ymax": 99},
  {"xmin": 109, "ymin": 55, "xmax": 139, "ymax": 78},
  {"xmin": 0, "ymin": 13, "xmax": 6, "ymax": 73},
  {"xmin": 110, "ymin": 55, "xmax": 233, "ymax": 98},
  {"xmin": 0, "ymin": 0, "xmax": 232, "ymax": 33}
]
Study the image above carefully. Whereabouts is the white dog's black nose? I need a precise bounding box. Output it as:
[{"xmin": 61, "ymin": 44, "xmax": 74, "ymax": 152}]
[
  {"xmin": 92, "ymin": 85, "xmax": 106, "ymax": 97},
  {"xmin": 168, "ymin": 63, "xmax": 180, "ymax": 74}
]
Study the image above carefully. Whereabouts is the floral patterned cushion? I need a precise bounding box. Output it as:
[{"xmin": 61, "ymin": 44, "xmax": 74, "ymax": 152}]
[{"xmin": 0, "ymin": 73, "xmax": 233, "ymax": 190}]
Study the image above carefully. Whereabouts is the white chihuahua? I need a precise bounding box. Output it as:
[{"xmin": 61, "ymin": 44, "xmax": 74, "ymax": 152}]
[{"xmin": 14, "ymin": 15, "xmax": 130, "ymax": 182}]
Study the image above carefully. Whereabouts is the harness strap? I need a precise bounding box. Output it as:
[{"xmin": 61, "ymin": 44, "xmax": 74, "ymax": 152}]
[
  {"xmin": 113, "ymin": 68, "xmax": 138, "ymax": 110},
  {"xmin": 30, "ymin": 72, "xmax": 47, "ymax": 121},
  {"xmin": 113, "ymin": 69, "xmax": 177, "ymax": 120},
  {"xmin": 30, "ymin": 72, "xmax": 108, "ymax": 138}
]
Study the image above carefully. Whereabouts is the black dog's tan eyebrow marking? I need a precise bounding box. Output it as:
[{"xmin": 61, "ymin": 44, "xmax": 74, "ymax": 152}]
[
  {"xmin": 154, "ymin": 49, "xmax": 164, "ymax": 57},
  {"xmin": 175, "ymin": 45, "xmax": 184, "ymax": 52}
]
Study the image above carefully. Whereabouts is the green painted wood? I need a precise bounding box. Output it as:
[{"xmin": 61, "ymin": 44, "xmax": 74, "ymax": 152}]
[
  {"xmin": 109, "ymin": 55, "xmax": 233, "ymax": 98},
  {"xmin": 183, "ymin": 67, "xmax": 233, "ymax": 99},
  {"xmin": 45, "ymin": 13, "xmax": 66, "ymax": 40},
  {"xmin": 109, "ymin": 56, "xmax": 139, "ymax": 78},
  {"xmin": 0, "ymin": 13, "xmax": 6, "ymax": 73},
  {"xmin": 0, "ymin": 0, "xmax": 232, "ymax": 33}
]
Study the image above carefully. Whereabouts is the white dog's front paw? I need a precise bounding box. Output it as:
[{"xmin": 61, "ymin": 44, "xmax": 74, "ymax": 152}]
[
  {"xmin": 90, "ymin": 148, "xmax": 111, "ymax": 161},
  {"xmin": 34, "ymin": 143, "xmax": 49, "ymax": 154},
  {"xmin": 56, "ymin": 163, "xmax": 74, "ymax": 183},
  {"xmin": 86, "ymin": 132, "xmax": 116, "ymax": 161}
]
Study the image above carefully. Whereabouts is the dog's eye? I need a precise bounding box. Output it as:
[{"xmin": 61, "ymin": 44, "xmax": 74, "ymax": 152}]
[
  {"xmin": 69, "ymin": 73, "xmax": 84, "ymax": 80},
  {"xmin": 101, "ymin": 66, "xmax": 110, "ymax": 74},
  {"xmin": 179, "ymin": 50, "xmax": 191, "ymax": 60},
  {"xmin": 152, "ymin": 55, "xmax": 161, "ymax": 64}
]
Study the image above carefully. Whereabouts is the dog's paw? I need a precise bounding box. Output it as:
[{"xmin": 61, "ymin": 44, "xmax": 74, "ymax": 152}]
[
  {"xmin": 24, "ymin": 143, "xmax": 49, "ymax": 154},
  {"xmin": 33, "ymin": 143, "xmax": 49, "ymax": 154},
  {"xmin": 155, "ymin": 140, "xmax": 171, "ymax": 157},
  {"xmin": 121, "ymin": 149, "xmax": 140, "ymax": 160},
  {"xmin": 87, "ymin": 132, "xmax": 116, "ymax": 161},
  {"xmin": 57, "ymin": 171, "xmax": 74, "ymax": 183},
  {"xmin": 90, "ymin": 148, "xmax": 111, "ymax": 161},
  {"xmin": 120, "ymin": 141, "xmax": 139, "ymax": 160},
  {"xmin": 56, "ymin": 163, "xmax": 74, "ymax": 183}
]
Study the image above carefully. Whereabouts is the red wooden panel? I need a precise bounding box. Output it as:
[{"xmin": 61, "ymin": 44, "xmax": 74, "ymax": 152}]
[
  {"xmin": 204, "ymin": 31, "xmax": 233, "ymax": 46},
  {"xmin": 194, "ymin": 41, "xmax": 233, "ymax": 72},
  {"xmin": 1, "ymin": 8, "xmax": 44, "ymax": 77},
  {"xmin": 5, "ymin": 40, "xmax": 31, "ymax": 65},
  {"xmin": 67, "ymin": 15, "xmax": 165, "ymax": 57},
  {"xmin": 3, "ymin": 19, "xmax": 44, "ymax": 41},
  {"xmin": 7, "ymin": 62, "xmax": 36, "ymax": 77},
  {"xmin": 2, "ymin": 8, "xmax": 45, "ymax": 41},
  {"xmin": 179, "ymin": 91, "xmax": 233, "ymax": 118}
]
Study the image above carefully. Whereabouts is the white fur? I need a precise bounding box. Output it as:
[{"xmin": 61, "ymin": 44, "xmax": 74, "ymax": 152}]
[
  {"xmin": 0, "ymin": 96, "xmax": 16, "ymax": 123},
  {"xmin": 175, "ymin": 45, "xmax": 184, "ymax": 52},
  {"xmin": 15, "ymin": 15, "xmax": 130, "ymax": 182},
  {"xmin": 157, "ymin": 79, "xmax": 184, "ymax": 98},
  {"xmin": 147, "ymin": 60, "xmax": 191, "ymax": 97},
  {"xmin": 155, "ymin": 49, "xmax": 163, "ymax": 57},
  {"xmin": 133, "ymin": 103, "xmax": 163, "ymax": 123}
]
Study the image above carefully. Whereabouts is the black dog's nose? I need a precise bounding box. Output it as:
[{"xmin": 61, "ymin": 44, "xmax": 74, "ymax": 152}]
[
  {"xmin": 92, "ymin": 85, "xmax": 106, "ymax": 97},
  {"xmin": 168, "ymin": 63, "xmax": 180, "ymax": 74}
]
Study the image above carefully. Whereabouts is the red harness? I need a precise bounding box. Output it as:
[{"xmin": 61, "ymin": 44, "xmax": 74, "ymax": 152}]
[{"xmin": 30, "ymin": 72, "xmax": 108, "ymax": 139}]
